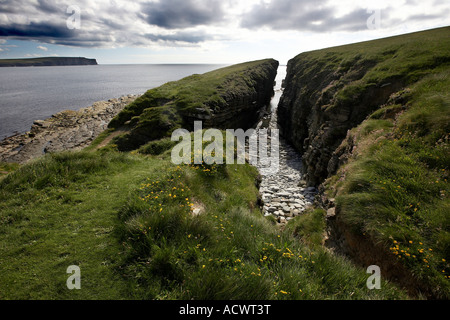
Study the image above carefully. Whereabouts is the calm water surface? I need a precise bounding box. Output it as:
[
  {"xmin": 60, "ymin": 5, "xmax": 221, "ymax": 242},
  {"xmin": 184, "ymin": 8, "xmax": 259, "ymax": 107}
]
[{"xmin": 0, "ymin": 64, "xmax": 225, "ymax": 139}]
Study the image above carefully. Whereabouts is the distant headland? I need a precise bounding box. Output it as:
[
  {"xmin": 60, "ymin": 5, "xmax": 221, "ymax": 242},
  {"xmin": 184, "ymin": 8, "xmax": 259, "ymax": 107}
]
[{"xmin": 0, "ymin": 57, "xmax": 98, "ymax": 67}]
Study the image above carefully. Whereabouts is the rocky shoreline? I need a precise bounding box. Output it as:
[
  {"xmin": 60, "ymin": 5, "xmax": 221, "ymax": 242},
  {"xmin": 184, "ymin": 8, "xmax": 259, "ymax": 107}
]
[
  {"xmin": 0, "ymin": 87, "xmax": 315, "ymax": 225},
  {"xmin": 0, "ymin": 94, "xmax": 139, "ymax": 163},
  {"xmin": 0, "ymin": 84, "xmax": 314, "ymax": 225}
]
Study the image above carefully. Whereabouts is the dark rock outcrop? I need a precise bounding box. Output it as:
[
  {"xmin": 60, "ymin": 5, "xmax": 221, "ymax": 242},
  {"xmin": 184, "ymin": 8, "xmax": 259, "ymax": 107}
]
[
  {"xmin": 278, "ymin": 56, "xmax": 406, "ymax": 186},
  {"xmin": 183, "ymin": 61, "xmax": 278, "ymax": 130},
  {"xmin": 277, "ymin": 27, "xmax": 450, "ymax": 186},
  {"xmin": 277, "ymin": 26, "xmax": 450, "ymax": 299},
  {"xmin": 109, "ymin": 59, "xmax": 279, "ymax": 151}
]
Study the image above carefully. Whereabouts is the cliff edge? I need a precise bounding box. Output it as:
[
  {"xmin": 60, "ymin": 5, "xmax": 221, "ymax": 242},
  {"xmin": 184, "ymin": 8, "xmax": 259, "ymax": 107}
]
[
  {"xmin": 278, "ymin": 26, "xmax": 450, "ymax": 187},
  {"xmin": 106, "ymin": 59, "xmax": 279, "ymax": 151},
  {"xmin": 278, "ymin": 26, "xmax": 450, "ymax": 298}
]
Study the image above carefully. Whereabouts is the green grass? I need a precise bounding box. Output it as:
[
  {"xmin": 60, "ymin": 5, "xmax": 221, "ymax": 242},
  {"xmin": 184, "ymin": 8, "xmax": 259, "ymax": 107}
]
[
  {"xmin": 0, "ymin": 162, "xmax": 19, "ymax": 179},
  {"xmin": 0, "ymin": 151, "xmax": 164, "ymax": 299},
  {"xmin": 279, "ymin": 27, "xmax": 449, "ymax": 298},
  {"xmin": 112, "ymin": 151, "xmax": 406, "ymax": 300},
  {"xmin": 289, "ymin": 26, "xmax": 450, "ymax": 114},
  {"xmin": 324, "ymin": 70, "xmax": 450, "ymax": 298},
  {"xmin": 0, "ymin": 147, "xmax": 408, "ymax": 299},
  {"xmin": 106, "ymin": 59, "xmax": 278, "ymax": 151},
  {"xmin": 284, "ymin": 209, "xmax": 327, "ymax": 248},
  {"xmin": 136, "ymin": 137, "xmax": 177, "ymax": 156}
]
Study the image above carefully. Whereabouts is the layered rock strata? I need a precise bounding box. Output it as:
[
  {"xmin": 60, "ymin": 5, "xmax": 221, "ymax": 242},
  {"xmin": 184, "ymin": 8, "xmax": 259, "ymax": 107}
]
[
  {"xmin": 0, "ymin": 95, "xmax": 138, "ymax": 163},
  {"xmin": 277, "ymin": 57, "xmax": 404, "ymax": 186}
]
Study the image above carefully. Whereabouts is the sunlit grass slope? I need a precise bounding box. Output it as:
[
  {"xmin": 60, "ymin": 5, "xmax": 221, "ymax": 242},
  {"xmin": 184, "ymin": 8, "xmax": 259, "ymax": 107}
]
[
  {"xmin": 324, "ymin": 68, "xmax": 450, "ymax": 299},
  {"xmin": 0, "ymin": 145, "xmax": 407, "ymax": 299}
]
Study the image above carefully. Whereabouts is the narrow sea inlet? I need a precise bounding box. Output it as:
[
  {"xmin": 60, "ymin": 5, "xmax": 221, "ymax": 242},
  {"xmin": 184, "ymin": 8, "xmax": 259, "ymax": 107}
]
[{"xmin": 250, "ymin": 65, "xmax": 317, "ymax": 224}]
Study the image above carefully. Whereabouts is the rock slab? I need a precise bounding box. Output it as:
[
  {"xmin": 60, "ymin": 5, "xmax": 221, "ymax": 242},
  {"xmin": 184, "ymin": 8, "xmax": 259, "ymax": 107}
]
[{"xmin": 0, "ymin": 95, "xmax": 139, "ymax": 163}]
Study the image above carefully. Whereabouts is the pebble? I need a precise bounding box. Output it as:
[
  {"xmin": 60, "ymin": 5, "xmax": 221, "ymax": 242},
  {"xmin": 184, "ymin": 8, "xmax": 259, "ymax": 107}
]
[{"xmin": 249, "ymin": 102, "xmax": 317, "ymax": 224}]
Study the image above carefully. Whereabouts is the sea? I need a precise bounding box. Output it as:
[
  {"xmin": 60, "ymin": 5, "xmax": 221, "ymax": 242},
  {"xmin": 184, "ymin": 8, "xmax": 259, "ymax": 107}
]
[
  {"xmin": 0, "ymin": 64, "xmax": 225, "ymax": 140},
  {"xmin": 0, "ymin": 63, "xmax": 286, "ymax": 140}
]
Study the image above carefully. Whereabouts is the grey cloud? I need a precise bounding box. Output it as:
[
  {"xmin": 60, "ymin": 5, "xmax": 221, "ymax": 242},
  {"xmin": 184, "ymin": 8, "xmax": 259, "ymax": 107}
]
[
  {"xmin": 0, "ymin": 0, "xmax": 31, "ymax": 14},
  {"xmin": 50, "ymin": 39, "xmax": 110, "ymax": 48},
  {"xmin": 324, "ymin": 8, "xmax": 374, "ymax": 32},
  {"xmin": 241, "ymin": 0, "xmax": 372, "ymax": 32},
  {"xmin": 408, "ymin": 13, "xmax": 447, "ymax": 21},
  {"xmin": 100, "ymin": 17, "xmax": 128, "ymax": 31},
  {"xmin": 37, "ymin": 0, "xmax": 62, "ymax": 14},
  {"xmin": 141, "ymin": 0, "xmax": 224, "ymax": 29},
  {"xmin": 0, "ymin": 0, "xmax": 221, "ymax": 47},
  {"xmin": 145, "ymin": 31, "xmax": 212, "ymax": 44},
  {"xmin": 242, "ymin": 0, "xmax": 450, "ymax": 32},
  {"xmin": 0, "ymin": 22, "xmax": 76, "ymax": 38},
  {"xmin": 433, "ymin": 0, "xmax": 450, "ymax": 4}
]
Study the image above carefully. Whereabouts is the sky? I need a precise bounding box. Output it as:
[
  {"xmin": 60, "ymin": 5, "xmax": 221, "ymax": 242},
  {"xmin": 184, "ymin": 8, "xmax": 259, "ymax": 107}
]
[{"xmin": 0, "ymin": 0, "xmax": 449, "ymax": 65}]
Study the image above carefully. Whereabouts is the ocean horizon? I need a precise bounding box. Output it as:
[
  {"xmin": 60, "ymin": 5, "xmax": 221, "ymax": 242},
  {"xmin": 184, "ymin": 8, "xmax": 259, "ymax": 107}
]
[{"xmin": 0, "ymin": 64, "xmax": 228, "ymax": 140}]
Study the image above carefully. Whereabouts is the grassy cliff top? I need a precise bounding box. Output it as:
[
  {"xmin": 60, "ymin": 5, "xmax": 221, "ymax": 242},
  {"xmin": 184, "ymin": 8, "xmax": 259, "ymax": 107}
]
[
  {"xmin": 293, "ymin": 27, "xmax": 450, "ymax": 298},
  {"xmin": 287, "ymin": 26, "xmax": 450, "ymax": 110},
  {"xmin": 109, "ymin": 58, "xmax": 278, "ymax": 129},
  {"xmin": 0, "ymin": 56, "xmax": 408, "ymax": 300},
  {"xmin": 104, "ymin": 58, "xmax": 278, "ymax": 151},
  {"xmin": 0, "ymin": 146, "xmax": 407, "ymax": 300}
]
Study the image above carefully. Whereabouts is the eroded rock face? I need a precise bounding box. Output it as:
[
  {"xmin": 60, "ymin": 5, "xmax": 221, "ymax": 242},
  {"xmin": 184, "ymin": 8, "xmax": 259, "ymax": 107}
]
[
  {"xmin": 0, "ymin": 95, "xmax": 139, "ymax": 163},
  {"xmin": 277, "ymin": 54, "xmax": 404, "ymax": 186},
  {"xmin": 106, "ymin": 59, "xmax": 279, "ymax": 151},
  {"xmin": 182, "ymin": 59, "xmax": 279, "ymax": 131}
]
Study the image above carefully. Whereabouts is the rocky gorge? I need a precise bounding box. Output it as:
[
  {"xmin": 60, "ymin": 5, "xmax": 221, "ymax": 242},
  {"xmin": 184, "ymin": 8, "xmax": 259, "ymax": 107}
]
[
  {"xmin": 274, "ymin": 27, "xmax": 450, "ymax": 298},
  {"xmin": 1, "ymin": 27, "xmax": 449, "ymax": 299},
  {"xmin": 106, "ymin": 59, "xmax": 279, "ymax": 151},
  {"xmin": 250, "ymin": 84, "xmax": 317, "ymax": 225}
]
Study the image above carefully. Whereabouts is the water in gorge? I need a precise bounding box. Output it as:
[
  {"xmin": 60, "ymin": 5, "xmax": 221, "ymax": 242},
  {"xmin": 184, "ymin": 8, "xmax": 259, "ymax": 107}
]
[{"xmin": 252, "ymin": 66, "xmax": 317, "ymax": 224}]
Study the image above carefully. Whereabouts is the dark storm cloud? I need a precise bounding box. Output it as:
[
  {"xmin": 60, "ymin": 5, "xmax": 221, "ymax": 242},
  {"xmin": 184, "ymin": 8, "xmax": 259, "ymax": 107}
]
[
  {"xmin": 241, "ymin": 0, "xmax": 376, "ymax": 32},
  {"xmin": 50, "ymin": 39, "xmax": 111, "ymax": 47},
  {"xmin": 141, "ymin": 0, "xmax": 224, "ymax": 29},
  {"xmin": 0, "ymin": 0, "xmax": 447, "ymax": 50},
  {"xmin": 0, "ymin": 22, "xmax": 75, "ymax": 38},
  {"xmin": 0, "ymin": 0, "xmax": 218, "ymax": 47}
]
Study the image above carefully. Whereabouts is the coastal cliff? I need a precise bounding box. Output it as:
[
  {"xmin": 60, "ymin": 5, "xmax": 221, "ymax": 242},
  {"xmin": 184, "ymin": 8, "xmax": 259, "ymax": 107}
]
[
  {"xmin": 0, "ymin": 59, "xmax": 278, "ymax": 162},
  {"xmin": 278, "ymin": 26, "xmax": 450, "ymax": 298},
  {"xmin": 0, "ymin": 57, "xmax": 98, "ymax": 67},
  {"xmin": 2, "ymin": 34, "xmax": 448, "ymax": 299},
  {"xmin": 278, "ymin": 26, "xmax": 450, "ymax": 187},
  {"xmin": 107, "ymin": 59, "xmax": 279, "ymax": 150}
]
